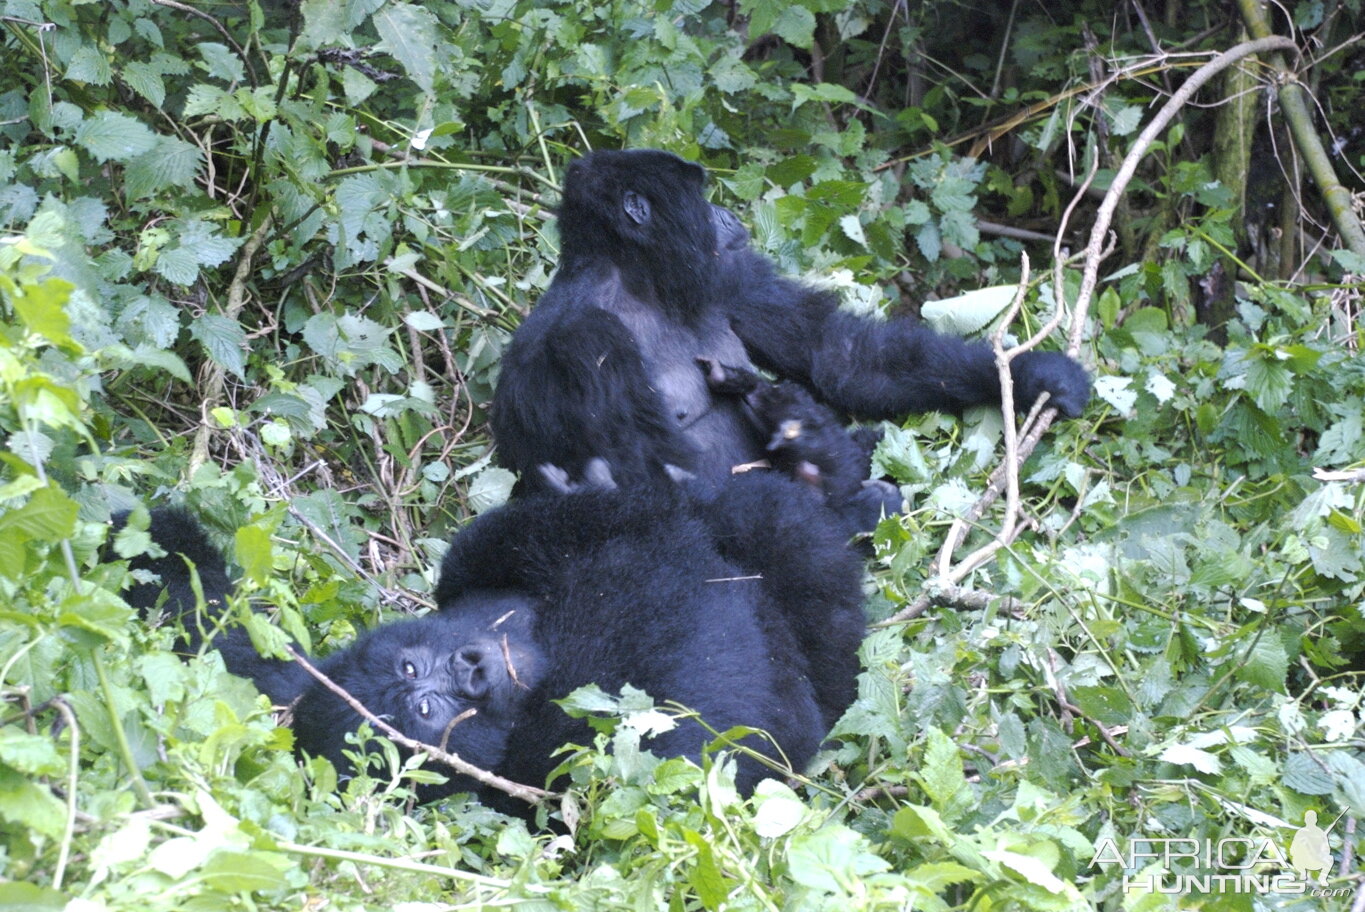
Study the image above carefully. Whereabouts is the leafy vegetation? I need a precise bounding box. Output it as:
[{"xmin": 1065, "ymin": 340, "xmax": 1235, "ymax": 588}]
[{"xmin": 1, "ymin": 0, "xmax": 1363, "ymax": 908}]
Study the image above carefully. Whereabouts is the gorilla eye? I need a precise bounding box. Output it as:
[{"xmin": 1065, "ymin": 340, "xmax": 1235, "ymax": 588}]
[
  {"xmin": 402, "ymin": 661, "xmax": 417, "ymax": 678},
  {"xmin": 418, "ymin": 698, "xmax": 431, "ymax": 718}
]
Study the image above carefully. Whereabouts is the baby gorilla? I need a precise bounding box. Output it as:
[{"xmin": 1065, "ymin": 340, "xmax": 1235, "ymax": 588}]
[
  {"xmin": 117, "ymin": 472, "xmax": 865, "ymax": 811},
  {"xmin": 698, "ymin": 358, "xmax": 901, "ymax": 533}
]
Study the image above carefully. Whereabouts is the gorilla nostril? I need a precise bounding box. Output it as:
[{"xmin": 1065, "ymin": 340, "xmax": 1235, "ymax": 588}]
[{"xmin": 454, "ymin": 647, "xmax": 491, "ymax": 699}]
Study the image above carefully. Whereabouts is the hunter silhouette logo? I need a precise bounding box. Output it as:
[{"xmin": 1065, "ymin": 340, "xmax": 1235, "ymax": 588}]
[{"xmin": 1289, "ymin": 810, "xmax": 1340, "ymax": 886}]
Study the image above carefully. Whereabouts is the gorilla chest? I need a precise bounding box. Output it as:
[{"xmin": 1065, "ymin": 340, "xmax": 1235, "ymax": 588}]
[{"xmin": 610, "ymin": 303, "xmax": 753, "ymax": 448}]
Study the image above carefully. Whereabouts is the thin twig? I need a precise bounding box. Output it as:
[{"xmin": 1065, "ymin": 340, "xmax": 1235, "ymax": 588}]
[{"xmin": 285, "ymin": 647, "xmax": 550, "ymax": 805}]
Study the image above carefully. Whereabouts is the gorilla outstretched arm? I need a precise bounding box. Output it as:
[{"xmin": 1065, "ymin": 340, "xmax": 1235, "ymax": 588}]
[
  {"xmin": 113, "ymin": 508, "xmax": 309, "ymax": 705},
  {"xmin": 720, "ymin": 253, "xmax": 1091, "ymax": 420}
]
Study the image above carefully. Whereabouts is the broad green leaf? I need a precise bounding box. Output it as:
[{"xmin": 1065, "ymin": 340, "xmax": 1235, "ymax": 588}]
[
  {"xmin": 189, "ymin": 313, "xmax": 247, "ymax": 380},
  {"xmin": 125, "ymin": 137, "xmax": 202, "ymax": 198},
  {"xmin": 921, "ymin": 284, "xmax": 1016, "ymax": 336},
  {"xmin": 66, "ymin": 46, "xmax": 112, "ymax": 85},
  {"xmin": 123, "ymin": 60, "xmax": 166, "ymax": 107},
  {"xmin": 1234, "ymin": 633, "xmax": 1289, "ymax": 693},
  {"xmin": 373, "ymin": 2, "xmax": 439, "ymax": 92},
  {"xmin": 74, "ymin": 111, "xmax": 158, "ymax": 163}
]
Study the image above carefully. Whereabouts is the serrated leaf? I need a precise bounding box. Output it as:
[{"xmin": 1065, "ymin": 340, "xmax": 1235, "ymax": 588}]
[
  {"xmin": 128, "ymin": 345, "xmax": 192, "ymax": 383},
  {"xmin": 752, "ymin": 780, "xmax": 807, "ymax": 837},
  {"xmin": 918, "ymin": 727, "xmax": 966, "ymax": 807},
  {"xmin": 1283, "ymin": 751, "xmax": 1336, "ymax": 795},
  {"xmin": 403, "ymin": 311, "xmax": 444, "ymax": 331},
  {"xmin": 189, "ymin": 313, "xmax": 247, "ymax": 380},
  {"xmin": 467, "ymin": 466, "xmax": 515, "ymax": 514},
  {"xmin": 373, "ymin": 2, "xmax": 439, "ymax": 92},
  {"xmin": 1158, "ymin": 744, "xmax": 1221, "ymax": 774},
  {"xmin": 982, "ymin": 849, "xmax": 1069, "ymax": 894},
  {"xmin": 1245, "ymin": 353, "xmax": 1293, "ymax": 413},
  {"xmin": 1094, "ymin": 375, "xmax": 1137, "ymax": 415},
  {"xmin": 196, "ymin": 42, "xmax": 245, "ymax": 84},
  {"xmin": 123, "ymin": 60, "xmax": 166, "ymax": 107},
  {"xmin": 1110, "ymin": 104, "xmax": 1143, "ymax": 136},
  {"xmin": 1234, "ymin": 633, "xmax": 1288, "ymax": 693},
  {"xmin": 177, "ymin": 220, "xmax": 241, "ymax": 267},
  {"xmin": 771, "ymin": 5, "xmax": 816, "ymax": 49},
  {"xmin": 921, "ymin": 284, "xmax": 1016, "ymax": 336},
  {"xmin": 838, "ymin": 213, "xmax": 866, "ymax": 247},
  {"xmin": 916, "ymin": 220, "xmax": 942, "ymax": 261},
  {"xmin": 10, "ymin": 276, "xmax": 75, "ymax": 349},
  {"xmin": 66, "ymin": 46, "xmax": 112, "ymax": 86},
  {"xmin": 0, "ymin": 486, "xmax": 78, "ymax": 540},
  {"xmin": 154, "ymin": 247, "xmax": 199, "ymax": 285},
  {"xmin": 74, "ymin": 111, "xmax": 158, "ymax": 164},
  {"xmin": 1146, "ymin": 369, "xmax": 1176, "ymax": 404},
  {"xmin": 125, "ymin": 137, "xmax": 202, "ymax": 199},
  {"xmin": 182, "ymin": 83, "xmax": 228, "ymax": 118}
]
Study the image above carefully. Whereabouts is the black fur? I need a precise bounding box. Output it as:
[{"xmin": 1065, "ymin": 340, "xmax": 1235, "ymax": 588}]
[
  {"xmin": 492, "ymin": 149, "xmax": 1090, "ymax": 504},
  {"xmin": 122, "ymin": 479, "xmax": 865, "ymax": 807},
  {"xmin": 699, "ymin": 359, "xmax": 901, "ymax": 531},
  {"xmin": 111, "ymin": 508, "xmax": 308, "ymax": 705}
]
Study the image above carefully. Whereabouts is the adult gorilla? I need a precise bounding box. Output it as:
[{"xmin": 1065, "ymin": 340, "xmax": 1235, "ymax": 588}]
[
  {"xmin": 116, "ymin": 469, "xmax": 865, "ymax": 809},
  {"xmin": 493, "ymin": 150, "xmax": 1090, "ymax": 503}
]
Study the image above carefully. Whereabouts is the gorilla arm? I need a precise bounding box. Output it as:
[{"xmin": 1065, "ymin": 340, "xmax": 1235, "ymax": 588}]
[{"xmin": 720, "ymin": 252, "xmax": 1090, "ymax": 420}]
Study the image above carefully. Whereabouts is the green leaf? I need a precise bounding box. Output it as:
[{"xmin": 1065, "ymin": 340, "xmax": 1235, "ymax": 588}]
[
  {"xmin": 1234, "ymin": 633, "xmax": 1288, "ymax": 693},
  {"xmin": 917, "ymin": 727, "xmax": 967, "ymax": 809},
  {"xmin": 125, "ymin": 137, "xmax": 202, "ymax": 199},
  {"xmin": 0, "ymin": 766, "xmax": 65, "ymax": 838},
  {"xmin": 74, "ymin": 111, "xmax": 158, "ymax": 164},
  {"xmin": 196, "ymin": 42, "xmax": 245, "ymax": 84},
  {"xmin": 921, "ymin": 284, "xmax": 1016, "ymax": 336},
  {"xmin": 1244, "ymin": 352, "xmax": 1293, "ymax": 413},
  {"xmin": 1284, "ymin": 752, "xmax": 1335, "ymax": 795},
  {"xmin": 373, "ymin": 2, "xmax": 439, "ymax": 92},
  {"xmin": 0, "ymin": 728, "xmax": 65, "ymax": 776},
  {"xmin": 66, "ymin": 46, "xmax": 112, "ymax": 86},
  {"xmin": 10, "ymin": 276, "xmax": 75, "ymax": 349},
  {"xmin": 771, "ymin": 6, "xmax": 816, "ymax": 49},
  {"xmin": 154, "ymin": 247, "xmax": 200, "ymax": 285},
  {"xmin": 0, "ymin": 486, "xmax": 78, "ymax": 541},
  {"xmin": 123, "ymin": 60, "xmax": 166, "ymax": 107},
  {"xmin": 189, "ymin": 313, "xmax": 247, "ymax": 380},
  {"xmin": 751, "ymin": 780, "xmax": 808, "ymax": 838}
]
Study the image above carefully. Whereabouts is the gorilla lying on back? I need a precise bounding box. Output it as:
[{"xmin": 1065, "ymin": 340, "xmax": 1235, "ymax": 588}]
[
  {"xmin": 116, "ymin": 471, "xmax": 864, "ymax": 808},
  {"xmin": 493, "ymin": 149, "xmax": 1090, "ymax": 517}
]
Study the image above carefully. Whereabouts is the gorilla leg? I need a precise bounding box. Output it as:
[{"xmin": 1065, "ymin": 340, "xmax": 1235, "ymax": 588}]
[
  {"xmin": 113, "ymin": 508, "xmax": 308, "ymax": 705},
  {"xmin": 689, "ymin": 474, "xmax": 865, "ymax": 728}
]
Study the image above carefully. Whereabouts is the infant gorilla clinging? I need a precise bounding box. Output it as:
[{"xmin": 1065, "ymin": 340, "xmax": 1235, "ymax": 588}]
[{"xmin": 118, "ymin": 470, "xmax": 865, "ymax": 811}]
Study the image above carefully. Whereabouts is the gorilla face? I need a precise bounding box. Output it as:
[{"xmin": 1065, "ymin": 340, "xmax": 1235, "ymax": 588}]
[
  {"xmin": 710, "ymin": 203, "xmax": 750, "ymax": 254},
  {"xmin": 291, "ymin": 591, "xmax": 544, "ymax": 776}
]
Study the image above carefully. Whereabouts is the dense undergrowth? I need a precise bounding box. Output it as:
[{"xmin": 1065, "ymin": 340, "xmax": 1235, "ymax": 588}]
[{"xmin": 1, "ymin": 0, "xmax": 1363, "ymax": 909}]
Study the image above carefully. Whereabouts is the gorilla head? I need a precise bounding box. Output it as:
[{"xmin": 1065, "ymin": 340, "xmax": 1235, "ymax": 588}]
[{"xmin": 290, "ymin": 591, "xmax": 543, "ymax": 779}]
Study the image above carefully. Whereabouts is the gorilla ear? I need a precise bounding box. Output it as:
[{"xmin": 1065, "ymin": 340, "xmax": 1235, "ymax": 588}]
[{"xmin": 622, "ymin": 191, "xmax": 650, "ymax": 226}]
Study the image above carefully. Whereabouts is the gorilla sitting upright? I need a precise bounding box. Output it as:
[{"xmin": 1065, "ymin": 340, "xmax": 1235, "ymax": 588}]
[
  {"xmin": 493, "ymin": 149, "xmax": 1090, "ymax": 518},
  {"xmin": 116, "ymin": 470, "xmax": 865, "ymax": 809}
]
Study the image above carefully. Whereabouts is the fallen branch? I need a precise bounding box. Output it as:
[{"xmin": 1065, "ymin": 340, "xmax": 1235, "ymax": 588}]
[{"xmin": 887, "ymin": 35, "xmax": 1299, "ymax": 625}]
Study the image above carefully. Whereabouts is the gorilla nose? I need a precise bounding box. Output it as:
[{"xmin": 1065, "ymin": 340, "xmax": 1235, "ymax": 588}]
[{"xmin": 452, "ymin": 647, "xmax": 490, "ymax": 699}]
